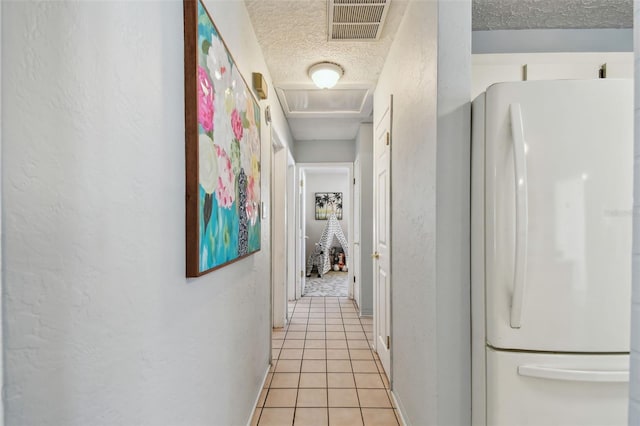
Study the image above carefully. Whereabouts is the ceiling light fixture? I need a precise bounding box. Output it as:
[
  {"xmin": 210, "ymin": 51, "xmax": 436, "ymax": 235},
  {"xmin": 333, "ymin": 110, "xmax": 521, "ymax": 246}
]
[{"xmin": 308, "ymin": 62, "xmax": 344, "ymax": 89}]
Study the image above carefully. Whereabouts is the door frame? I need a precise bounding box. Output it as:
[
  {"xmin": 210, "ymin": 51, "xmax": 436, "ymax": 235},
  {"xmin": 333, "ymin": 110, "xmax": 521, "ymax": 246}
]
[
  {"xmin": 270, "ymin": 129, "xmax": 288, "ymax": 328},
  {"xmin": 295, "ymin": 162, "xmax": 355, "ymax": 299}
]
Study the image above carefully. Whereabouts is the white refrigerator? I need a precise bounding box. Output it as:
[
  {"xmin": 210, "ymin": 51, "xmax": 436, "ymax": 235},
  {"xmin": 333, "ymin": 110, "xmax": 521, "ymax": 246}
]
[{"xmin": 471, "ymin": 79, "xmax": 633, "ymax": 425}]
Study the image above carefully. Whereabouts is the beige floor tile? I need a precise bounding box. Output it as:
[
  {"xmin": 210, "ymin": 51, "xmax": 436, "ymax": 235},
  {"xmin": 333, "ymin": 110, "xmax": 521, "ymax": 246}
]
[
  {"xmin": 264, "ymin": 388, "xmax": 298, "ymax": 407},
  {"xmin": 376, "ymin": 360, "xmax": 385, "ymax": 373},
  {"xmin": 354, "ymin": 373, "xmax": 384, "ymax": 389},
  {"xmin": 326, "ymin": 339, "xmax": 348, "ymax": 349},
  {"xmin": 326, "ymin": 324, "xmax": 344, "ymax": 332},
  {"xmin": 328, "ymin": 388, "xmax": 360, "ymax": 407},
  {"xmin": 352, "ymin": 360, "xmax": 379, "ymax": 373},
  {"xmin": 272, "ymin": 330, "xmax": 287, "ymax": 339},
  {"xmin": 270, "ymin": 372, "xmax": 300, "ymax": 388},
  {"xmin": 280, "ymin": 349, "xmax": 304, "ymax": 359},
  {"xmin": 275, "ymin": 359, "xmax": 302, "ymax": 373},
  {"xmin": 326, "ymin": 331, "xmax": 346, "ymax": 340},
  {"xmin": 350, "ymin": 349, "xmax": 374, "ymax": 360},
  {"xmin": 299, "ymin": 372, "xmax": 327, "ymax": 388},
  {"xmin": 309, "ymin": 308, "xmax": 325, "ymax": 313},
  {"xmin": 272, "ymin": 349, "xmax": 280, "ymax": 360},
  {"xmin": 309, "ymin": 313, "xmax": 326, "ymax": 319},
  {"xmin": 258, "ymin": 408, "xmax": 295, "ymax": 426},
  {"xmin": 288, "ymin": 324, "xmax": 307, "ymax": 332},
  {"xmin": 325, "ymin": 318, "xmax": 343, "ymax": 325},
  {"xmin": 307, "ymin": 324, "xmax": 325, "ymax": 332},
  {"xmin": 294, "ymin": 407, "xmax": 328, "ymax": 426},
  {"xmin": 283, "ymin": 339, "xmax": 306, "ymax": 349},
  {"xmin": 308, "ymin": 318, "xmax": 325, "ymax": 325},
  {"xmin": 307, "ymin": 332, "xmax": 326, "ymax": 340},
  {"xmin": 305, "ymin": 340, "xmax": 326, "ymax": 349},
  {"xmin": 361, "ymin": 408, "xmax": 399, "ymax": 426},
  {"xmin": 325, "ymin": 308, "xmax": 341, "ymax": 312},
  {"xmin": 257, "ymin": 388, "xmax": 268, "ymax": 407},
  {"xmin": 301, "ymin": 360, "xmax": 327, "ymax": 373},
  {"xmin": 297, "ymin": 388, "xmax": 328, "ymax": 407},
  {"xmin": 303, "ymin": 349, "xmax": 326, "ymax": 359},
  {"xmin": 346, "ymin": 331, "xmax": 367, "ymax": 340},
  {"xmin": 250, "ymin": 407, "xmax": 261, "ymax": 426},
  {"xmin": 327, "ymin": 360, "xmax": 352, "ymax": 373},
  {"xmin": 344, "ymin": 324, "xmax": 363, "ymax": 332},
  {"xmin": 327, "ymin": 349, "xmax": 350, "ymax": 359},
  {"xmin": 348, "ymin": 340, "xmax": 371, "ymax": 350},
  {"xmin": 272, "ymin": 339, "xmax": 284, "ymax": 349},
  {"xmin": 360, "ymin": 318, "xmax": 373, "ymax": 324},
  {"xmin": 342, "ymin": 318, "xmax": 361, "ymax": 324},
  {"xmin": 381, "ymin": 373, "xmax": 390, "ymax": 389},
  {"xmin": 357, "ymin": 389, "xmax": 392, "ymax": 408},
  {"xmin": 327, "ymin": 372, "xmax": 356, "ymax": 388},
  {"xmin": 329, "ymin": 408, "xmax": 363, "ymax": 426},
  {"xmin": 326, "ymin": 313, "xmax": 342, "ymax": 319},
  {"xmin": 287, "ymin": 331, "xmax": 307, "ymax": 340}
]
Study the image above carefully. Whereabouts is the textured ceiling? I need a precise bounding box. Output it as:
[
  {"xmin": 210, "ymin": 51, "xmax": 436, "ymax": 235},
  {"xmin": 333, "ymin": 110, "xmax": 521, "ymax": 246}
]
[
  {"xmin": 473, "ymin": 0, "xmax": 633, "ymax": 31},
  {"xmin": 245, "ymin": 0, "xmax": 409, "ymax": 87},
  {"xmin": 244, "ymin": 0, "xmax": 633, "ymax": 141}
]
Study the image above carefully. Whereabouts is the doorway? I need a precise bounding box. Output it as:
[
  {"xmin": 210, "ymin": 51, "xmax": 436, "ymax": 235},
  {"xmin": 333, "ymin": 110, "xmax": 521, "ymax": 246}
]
[{"xmin": 295, "ymin": 163, "xmax": 355, "ymax": 300}]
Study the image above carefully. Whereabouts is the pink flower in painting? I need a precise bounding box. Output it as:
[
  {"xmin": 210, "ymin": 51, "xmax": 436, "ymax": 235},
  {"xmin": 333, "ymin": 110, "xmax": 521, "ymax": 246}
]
[
  {"xmin": 215, "ymin": 145, "xmax": 235, "ymax": 208},
  {"xmin": 197, "ymin": 66, "xmax": 214, "ymax": 132},
  {"xmin": 231, "ymin": 108, "xmax": 243, "ymax": 141}
]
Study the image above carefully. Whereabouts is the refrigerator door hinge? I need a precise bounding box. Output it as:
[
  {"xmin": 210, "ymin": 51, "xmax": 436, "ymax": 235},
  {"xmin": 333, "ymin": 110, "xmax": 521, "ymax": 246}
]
[
  {"xmin": 522, "ymin": 64, "xmax": 528, "ymax": 81},
  {"xmin": 386, "ymin": 336, "xmax": 390, "ymax": 349},
  {"xmin": 385, "ymin": 132, "xmax": 390, "ymax": 146},
  {"xmin": 353, "ymin": 276, "xmax": 356, "ymax": 283},
  {"xmin": 353, "ymin": 178, "xmax": 356, "ymax": 185}
]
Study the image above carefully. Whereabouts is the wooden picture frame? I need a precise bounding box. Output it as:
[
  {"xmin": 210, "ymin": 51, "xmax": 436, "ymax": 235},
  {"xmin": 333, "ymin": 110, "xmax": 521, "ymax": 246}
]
[{"xmin": 184, "ymin": 0, "xmax": 262, "ymax": 277}]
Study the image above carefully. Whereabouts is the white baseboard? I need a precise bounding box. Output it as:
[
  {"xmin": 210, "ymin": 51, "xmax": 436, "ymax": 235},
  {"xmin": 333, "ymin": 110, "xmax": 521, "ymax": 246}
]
[
  {"xmin": 246, "ymin": 363, "xmax": 271, "ymax": 426},
  {"xmin": 391, "ymin": 390, "xmax": 409, "ymax": 426}
]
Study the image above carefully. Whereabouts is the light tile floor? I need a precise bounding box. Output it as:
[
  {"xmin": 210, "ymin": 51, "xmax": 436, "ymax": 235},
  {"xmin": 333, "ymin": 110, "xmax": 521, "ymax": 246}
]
[{"xmin": 251, "ymin": 296, "xmax": 401, "ymax": 426}]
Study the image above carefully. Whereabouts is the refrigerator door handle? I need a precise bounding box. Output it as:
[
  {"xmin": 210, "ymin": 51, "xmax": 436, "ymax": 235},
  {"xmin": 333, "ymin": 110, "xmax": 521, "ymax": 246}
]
[
  {"xmin": 509, "ymin": 103, "xmax": 528, "ymax": 329},
  {"xmin": 518, "ymin": 365, "xmax": 629, "ymax": 383}
]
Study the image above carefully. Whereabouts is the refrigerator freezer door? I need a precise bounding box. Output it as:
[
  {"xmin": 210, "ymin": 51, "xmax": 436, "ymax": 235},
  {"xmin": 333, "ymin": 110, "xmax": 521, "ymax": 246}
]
[
  {"xmin": 486, "ymin": 348, "xmax": 629, "ymax": 426},
  {"xmin": 485, "ymin": 80, "xmax": 633, "ymax": 352}
]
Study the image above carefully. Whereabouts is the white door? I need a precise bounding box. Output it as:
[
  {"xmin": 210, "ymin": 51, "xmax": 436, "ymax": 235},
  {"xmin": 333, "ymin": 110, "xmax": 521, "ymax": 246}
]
[
  {"xmin": 374, "ymin": 100, "xmax": 392, "ymax": 376},
  {"xmin": 485, "ymin": 80, "xmax": 633, "ymax": 352}
]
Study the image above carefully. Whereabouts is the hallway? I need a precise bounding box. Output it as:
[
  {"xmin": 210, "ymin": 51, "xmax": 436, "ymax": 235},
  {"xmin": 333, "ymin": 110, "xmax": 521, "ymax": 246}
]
[{"xmin": 252, "ymin": 297, "xmax": 399, "ymax": 426}]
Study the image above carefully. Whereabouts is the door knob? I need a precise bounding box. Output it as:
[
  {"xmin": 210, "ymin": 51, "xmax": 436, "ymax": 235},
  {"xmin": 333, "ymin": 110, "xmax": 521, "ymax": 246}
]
[{"xmin": 372, "ymin": 252, "xmax": 380, "ymax": 259}]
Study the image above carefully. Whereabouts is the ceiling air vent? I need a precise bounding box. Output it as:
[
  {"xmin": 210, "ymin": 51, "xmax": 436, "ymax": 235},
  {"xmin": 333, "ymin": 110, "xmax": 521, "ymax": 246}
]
[{"xmin": 328, "ymin": 0, "xmax": 391, "ymax": 41}]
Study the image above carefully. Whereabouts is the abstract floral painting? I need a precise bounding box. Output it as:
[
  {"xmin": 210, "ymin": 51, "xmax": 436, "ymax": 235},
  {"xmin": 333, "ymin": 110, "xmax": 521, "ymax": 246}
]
[{"xmin": 184, "ymin": 0, "xmax": 261, "ymax": 277}]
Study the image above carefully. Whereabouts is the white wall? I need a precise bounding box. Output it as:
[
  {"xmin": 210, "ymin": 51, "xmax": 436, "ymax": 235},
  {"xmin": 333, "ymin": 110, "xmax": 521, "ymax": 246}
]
[
  {"xmin": 374, "ymin": 0, "xmax": 471, "ymax": 424},
  {"xmin": 355, "ymin": 124, "xmax": 374, "ymax": 316},
  {"xmin": 294, "ymin": 139, "xmax": 356, "ymax": 163},
  {"xmin": 304, "ymin": 171, "xmax": 350, "ymax": 261},
  {"xmin": 629, "ymin": 1, "xmax": 640, "ymax": 422},
  {"xmin": 473, "ymin": 28, "xmax": 633, "ymax": 54},
  {"xmin": 1, "ymin": 1, "xmax": 292, "ymax": 425}
]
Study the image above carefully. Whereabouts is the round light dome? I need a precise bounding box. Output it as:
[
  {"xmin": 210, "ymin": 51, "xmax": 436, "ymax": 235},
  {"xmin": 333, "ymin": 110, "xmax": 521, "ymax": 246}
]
[{"xmin": 308, "ymin": 62, "xmax": 344, "ymax": 89}]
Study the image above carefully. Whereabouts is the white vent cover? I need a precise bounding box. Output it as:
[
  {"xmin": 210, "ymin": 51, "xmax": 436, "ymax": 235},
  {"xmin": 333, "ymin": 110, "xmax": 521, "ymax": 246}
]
[{"xmin": 328, "ymin": 0, "xmax": 391, "ymax": 41}]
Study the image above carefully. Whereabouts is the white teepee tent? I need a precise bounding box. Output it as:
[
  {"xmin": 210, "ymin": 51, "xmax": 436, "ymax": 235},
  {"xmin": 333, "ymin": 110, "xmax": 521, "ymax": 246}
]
[{"xmin": 317, "ymin": 212, "xmax": 348, "ymax": 275}]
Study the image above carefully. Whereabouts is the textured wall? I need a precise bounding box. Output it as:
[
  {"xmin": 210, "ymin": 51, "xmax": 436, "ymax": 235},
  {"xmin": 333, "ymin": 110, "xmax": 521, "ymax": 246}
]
[
  {"xmin": 1, "ymin": 1, "xmax": 292, "ymax": 424},
  {"xmin": 374, "ymin": 0, "xmax": 471, "ymax": 424},
  {"xmin": 629, "ymin": 1, "xmax": 640, "ymax": 422}
]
